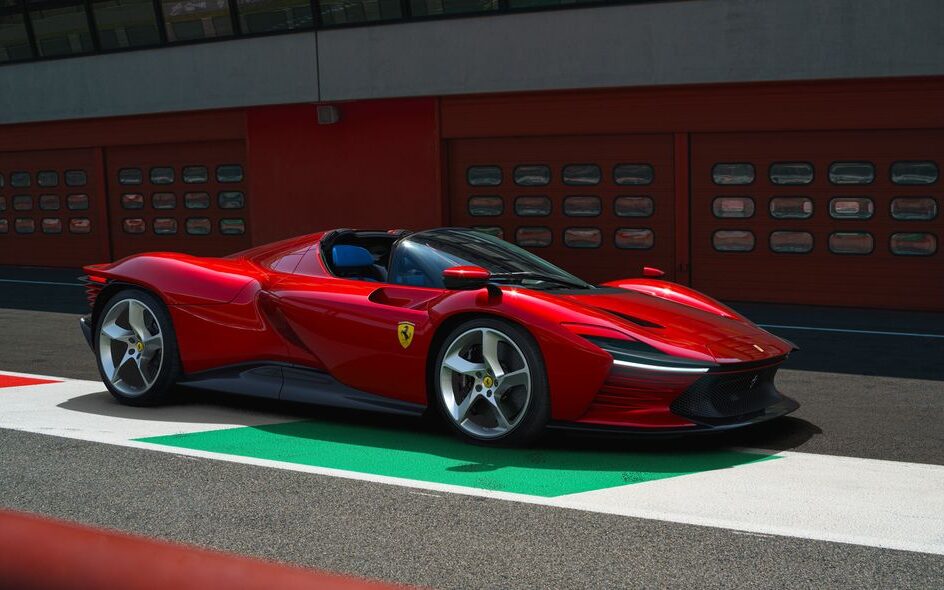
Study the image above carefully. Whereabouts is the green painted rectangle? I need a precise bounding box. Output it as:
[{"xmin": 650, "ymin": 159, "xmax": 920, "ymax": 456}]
[{"xmin": 138, "ymin": 420, "xmax": 776, "ymax": 497}]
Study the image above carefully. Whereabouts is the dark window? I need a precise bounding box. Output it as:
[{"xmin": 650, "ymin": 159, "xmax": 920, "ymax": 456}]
[
  {"xmin": 12, "ymin": 195, "xmax": 32, "ymax": 210},
  {"xmin": 160, "ymin": 0, "xmax": 233, "ymax": 42},
  {"xmin": 0, "ymin": 196, "xmax": 5, "ymax": 211},
  {"xmin": 890, "ymin": 233, "xmax": 937, "ymax": 256},
  {"xmin": 182, "ymin": 166, "xmax": 208, "ymax": 184},
  {"xmin": 150, "ymin": 167, "xmax": 174, "ymax": 184},
  {"xmin": 829, "ymin": 197, "xmax": 873, "ymax": 220},
  {"xmin": 829, "ymin": 162, "xmax": 874, "ymax": 185},
  {"xmin": 769, "ymin": 162, "xmax": 814, "ymax": 185},
  {"xmin": 41, "ymin": 218, "xmax": 62, "ymax": 234},
  {"xmin": 69, "ymin": 217, "xmax": 91, "ymax": 233},
  {"xmin": 563, "ymin": 195, "xmax": 601, "ymax": 217},
  {"xmin": 39, "ymin": 194, "xmax": 60, "ymax": 210},
  {"xmin": 219, "ymin": 218, "xmax": 245, "ymax": 235},
  {"xmin": 121, "ymin": 193, "xmax": 144, "ymax": 209},
  {"xmin": 614, "ymin": 228, "xmax": 654, "ymax": 250},
  {"xmin": 118, "ymin": 168, "xmax": 142, "ymax": 185},
  {"xmin": 712, "ymin": 163, "xmax": 754, "ymax": 185},
  {"xmin": 712, "ymin": 230, "xmax": 755, "ymax": 252},
  {"xmin": 769, "ymin": 197, "xmax": 813, "ymax": 219},
  {"xmin": 891, "ymin": 161, "xmax": 938, "ymax": 185},
  {"xmin": 153, "ymin": 217, "xmax": 177, "ymax": 235},
  {"xmin": 37, "ymin": 170, "xmax": 58, "ymax": 187},
  {"xmin": 564, "ymin": 227, "xmax": 601, "ymax": 249},
  {"xmin": 513, "ymin": 165, "xmax": 550, "ymax": 186},
  {"xmin": 0, "ymin": 13, "xmax": 33, "ymax": 63},
  {"xmin": 152, "ymin": 192, "xmax": 176, "ymax": 209},
  {"xmin": 67, "ymin": 194, "xmax": 89, "ymax": 210},
  {"xmin": 64, "ymin": 170, "xmax": 87, "ymax": 186},
  {"xmin": 320, "ymin": 0, "xmax": 402, "ymax": 25},
  {"xmin": 828, "ymin": 232, "xmax": 873, "ymax": 255},
  {"xmin": 514, "ymin": 196, "xmax": 551, "ymax": 217},
  {"xmin": 890, "ymin": 197, "xmax": 937, "ymax": 221},
  {"xmin": 467, "ymin": 196, "xmax": 503, "ymax": 216},
  {"xmin": 11, "ymin": 171, "xmax": 30, "ymax": 187},
  {"xmin": 29, "ymin": 4, "xmax": 94, "ymax": 57},
  {"xmin": 515, "ymin": 226, "xmax": 551, "ymax": 247},
  {"xmin": 92, "ymin": 0, "xmax": 161, "ymax": 49},
  {"xmin": 613, "ymin": 164, "xmax": 653, "ymax": 186},
  {"xmin": 466, "ymin": 166, "xmax": 501, "ymax": 187},
  {"xmin": 216, "ymin": 164, "xmax": 244, "ymax": 183},
  {"xmin": 122, "ymin": 218, "xmax": 146, "ymax": 233},
  {"xmin": 15, "ymin": 217, "xmax": 35, "ymax": 233},
  {"xmin": 218, "ymin": 191, "xmax": 245, "ymax": 209},
  {"xmin": 614, "ymin": 196, "xmax": 654, "ymax": 218},
  {"xmin": 712, "ymin": 197, "xmax": 755, "ymax": 218},
  {"xmin": 186, "ymin": 217, "xmax": 212, "ymax": 235},
  {"xmin": 770, "ymin": 231, "xmax": 814, "ymax": 254},
  {"xmin": 409, "ymin": 0, "xmax": 495, "ymax": 18},
  {"xmin": 562, "ymin": 164, "xmax": 601, "ymax": 186},
  {"xmin": 238, "ymin": 0, "xmax": 313, "ymax": 33},
  {"xmin": 184, "ymin": 192, "xmax": 210, "ymax": 209},
  {"xmin": 0, "ymin": 173, "xmax": 3, "ymax": 188},
  {"xmin": 0, "ymin": 219, "xmax": 7, "ymax": 233}
]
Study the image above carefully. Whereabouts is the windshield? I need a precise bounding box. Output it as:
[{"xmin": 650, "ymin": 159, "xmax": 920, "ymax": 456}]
[{"xmin": 388, "ymin": 228, "xmax": 593, "ymax": 290}]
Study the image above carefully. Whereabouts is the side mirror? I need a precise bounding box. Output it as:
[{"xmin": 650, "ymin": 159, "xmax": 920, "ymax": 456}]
[
  {"xmin": 642, "ymin": 266, "xmax": 665, "ymax": 278},
  {"xmin": 442, "ymin": 266, "xmax": 491, "ymax": 290}
]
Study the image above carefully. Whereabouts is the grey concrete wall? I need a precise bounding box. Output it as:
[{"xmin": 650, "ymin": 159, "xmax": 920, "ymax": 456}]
[
  {"xmin": 1, "ymin": 0, "xmax": 942, "ymax": 124},
  {"xmin": 318, "ymin": 0, "xmax": 944, "ymax": 100},
  {"xmin": 0, "ymin": 34, "xmax": 319, "ymax": 124}
]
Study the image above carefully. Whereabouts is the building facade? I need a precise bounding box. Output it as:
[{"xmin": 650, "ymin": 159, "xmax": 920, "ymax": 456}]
[{"xmin": 1, "ymin": 0, "xmax": 942, "ymax": 310}]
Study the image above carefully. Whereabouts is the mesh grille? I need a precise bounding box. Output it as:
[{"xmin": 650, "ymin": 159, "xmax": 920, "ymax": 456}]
[{"xmin": 670, "ymin": 366, "xmax": 780, "ymax": 421}]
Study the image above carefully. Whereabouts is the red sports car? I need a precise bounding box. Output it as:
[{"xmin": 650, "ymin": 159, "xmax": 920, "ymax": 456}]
[{"xmin": 80, "ymin": 228, "xmax": 798, "ymax": 445}]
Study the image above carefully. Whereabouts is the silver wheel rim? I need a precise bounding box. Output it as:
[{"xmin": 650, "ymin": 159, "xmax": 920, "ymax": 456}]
[
  {"xmin": 98, "ymin": 298, "xmax": 164, "ymax": 397},
  {"xmin": 439, "ymin": 327, "xmax": 532, "ymax": 439}
]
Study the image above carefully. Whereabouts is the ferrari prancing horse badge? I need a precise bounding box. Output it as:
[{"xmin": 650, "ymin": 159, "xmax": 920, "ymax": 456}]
[{"xmin": 397, "ymin": 322, "xmax": 415, "ymax": 349}]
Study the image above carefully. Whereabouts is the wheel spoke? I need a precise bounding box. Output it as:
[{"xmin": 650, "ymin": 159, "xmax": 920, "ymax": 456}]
[
  {"xmin": 443, "ymin": 352, "xmax": 485, "ymax": 377},
  {"xmin": 486, "ymin": 396, "xmax": 511, "ymax": 430},
  {"xmin": 481, "ymin": 330, "xmax": 505, "ymax": 379},
  {"xmin": 451, "ymin": 391, "xmax": 479, "ymax": 423},
  {"xmin": 496, "ymin": 368, "xmax": 529, "ymax": 397},
  {"xmin": 128, "ymin": 300, "xmax": 150, "ymax": 339},
  {"xmin": 134, "ymin": 356, "xmax": 152, "ymax": 387},
  {"xmin": 111, "ymin": 353, "xmax": 135, "ymax": 382},
  {"xmin": 102, "ymin": 320, "xmax": 132, "ymax": 342}
]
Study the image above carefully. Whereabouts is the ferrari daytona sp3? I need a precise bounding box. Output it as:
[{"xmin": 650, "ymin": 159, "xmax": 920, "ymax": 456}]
[{"xmin": 80, "ymin": 227, "xmax": 798, "ymax": 445}]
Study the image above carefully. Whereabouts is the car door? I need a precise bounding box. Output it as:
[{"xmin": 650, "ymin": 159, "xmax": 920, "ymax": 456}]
[{"xmin": 267, "ymin": 269, "xmax": 445, "ymax": 406}]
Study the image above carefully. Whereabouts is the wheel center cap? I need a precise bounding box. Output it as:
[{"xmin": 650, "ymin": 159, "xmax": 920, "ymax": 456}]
[{"xmin": 482, "ymin": 375, "xmax": 494, "ymax": 388}]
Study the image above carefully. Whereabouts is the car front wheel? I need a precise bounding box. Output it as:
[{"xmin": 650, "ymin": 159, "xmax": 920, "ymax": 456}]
[{"xmin": 433, "ymin": 318, "xmax": 549, "ymax": 446}]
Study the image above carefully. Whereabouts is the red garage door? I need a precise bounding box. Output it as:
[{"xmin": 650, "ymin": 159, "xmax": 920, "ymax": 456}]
[
  {"xmin": 105, "ymin": 141, "xmax": 250, "ymax": 260},
  {"xmin": 0, "ymin": 148, "xmax": 109, "ymax": 267},
  {"xmin": 691, "ymin": 130, "xmax": 943, "ymax": 311},
  {"xmin": 448, "ymin": 135, "xmax": 676, "ymax": 283}
]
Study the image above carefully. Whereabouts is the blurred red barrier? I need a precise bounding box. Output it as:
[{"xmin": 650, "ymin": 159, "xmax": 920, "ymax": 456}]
[{"xmin": 0, "ymin": 509, "xmax": 405, "ymax": 590}]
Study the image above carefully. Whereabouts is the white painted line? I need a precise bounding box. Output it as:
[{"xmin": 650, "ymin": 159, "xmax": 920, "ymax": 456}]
[
  {"xmin": 1, "ymin": 370, "xmax": 943, "ymax": 556},
  {"xmin": 0, "ymin": 278, "xmax": 83, "ymax": 287},
  {"xmin": 759, "ymin": 323, "xmax": 944, "ymax": 339}
]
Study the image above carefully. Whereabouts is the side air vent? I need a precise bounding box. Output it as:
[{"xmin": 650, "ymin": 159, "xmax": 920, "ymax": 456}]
[{"xmin": 592, "ymin": 307, "xmax": 663, "ymax": 329}]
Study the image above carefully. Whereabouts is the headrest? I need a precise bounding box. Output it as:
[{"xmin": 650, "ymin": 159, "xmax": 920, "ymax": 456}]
[{"xmin": 332, "ymin": 245, "xmax": 374, "ymax": 268}]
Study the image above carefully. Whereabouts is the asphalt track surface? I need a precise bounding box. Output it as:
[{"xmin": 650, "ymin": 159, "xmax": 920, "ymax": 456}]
[{"xmin": 1, "ymin": 266, "xmax": 943, "ymax": 588}]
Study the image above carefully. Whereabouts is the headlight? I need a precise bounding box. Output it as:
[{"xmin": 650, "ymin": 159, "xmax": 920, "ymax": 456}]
[{"xmin": 582, "ymin": 336, "xmax": 718, "ymax": 373}]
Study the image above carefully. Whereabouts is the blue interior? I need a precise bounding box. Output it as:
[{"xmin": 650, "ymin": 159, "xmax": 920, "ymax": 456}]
[{"xmin": 332, "ymin": 245, "xmax": 374, "ymax": 268}]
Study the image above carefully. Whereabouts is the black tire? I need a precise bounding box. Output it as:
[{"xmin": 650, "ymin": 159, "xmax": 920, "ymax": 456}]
[
  {"xmin": 93, "ymin": 288, "xmax": 181, "ymax": 406},
  {"xmin": 432, "ymin": 317, "xmax": 550, "ymax": 446}
]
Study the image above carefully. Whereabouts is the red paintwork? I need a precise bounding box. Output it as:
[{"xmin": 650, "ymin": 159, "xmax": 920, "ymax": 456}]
[
  {"xmin": 642, "ymin": 267, "xmax": 665, "ymax": 278},
  {"xmin": 83, "ymin": 229, "xmax": 794, "ymax": 428},
  {"xmin": 442, "ymin": 266, "xmax": 491, "ymax": 280}
]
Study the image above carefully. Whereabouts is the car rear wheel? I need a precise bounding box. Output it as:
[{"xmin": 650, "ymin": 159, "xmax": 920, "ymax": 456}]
[
  {"xmin": 95, "ymin": 289, "xmax": 180, "ymax": 406},
  {"xmin": 434, "ymin": 318, "xmax": 549, "ymax": 445}
]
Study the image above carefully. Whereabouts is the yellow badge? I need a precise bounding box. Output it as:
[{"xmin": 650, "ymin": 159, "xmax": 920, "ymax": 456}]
[
  {"xmin": 136, "ymin": 341, "xmax": 144, "ymax": 352},
  {"xmin": 397, "ymin": 322, "xmax": 415, "ymax": 349}
]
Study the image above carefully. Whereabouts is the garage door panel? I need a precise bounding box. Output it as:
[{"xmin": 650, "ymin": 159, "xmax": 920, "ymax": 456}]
[
  {"xmin": 692, "ymin": 130, "xmax": 944, "ymax": 311},
  {"xmin": 106, "ymin": 142, "xmax": 250, "ymax": 260},
  {"xmin": 450, "ymin": 135, "xmax": 675, "ymax": 284},
  {"xmin": 0, "ymin": 148, "xmax": 109, "ymax": 267}
]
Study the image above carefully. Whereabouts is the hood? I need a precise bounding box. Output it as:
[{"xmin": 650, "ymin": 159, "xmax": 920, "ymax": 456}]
[{"xmin": 556, "ymin": 288, "xmax": 792, "ymax": 364}]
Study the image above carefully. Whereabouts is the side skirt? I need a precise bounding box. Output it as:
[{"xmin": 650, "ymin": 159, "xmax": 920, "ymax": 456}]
[{"xmin": 177, "ymin": 363, "xmax": 426, "ymax": 417}]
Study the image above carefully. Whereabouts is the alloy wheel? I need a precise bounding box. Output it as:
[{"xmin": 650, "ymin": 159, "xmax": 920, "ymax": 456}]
[{"xmin": 98, "ymin": 298, "xmax": 164, "ymax": 396}]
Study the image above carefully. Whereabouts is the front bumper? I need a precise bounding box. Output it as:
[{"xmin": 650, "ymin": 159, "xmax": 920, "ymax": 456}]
[{"xmin": 79, "ymin": 315, "xmax": 93, "ymax": 349}]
